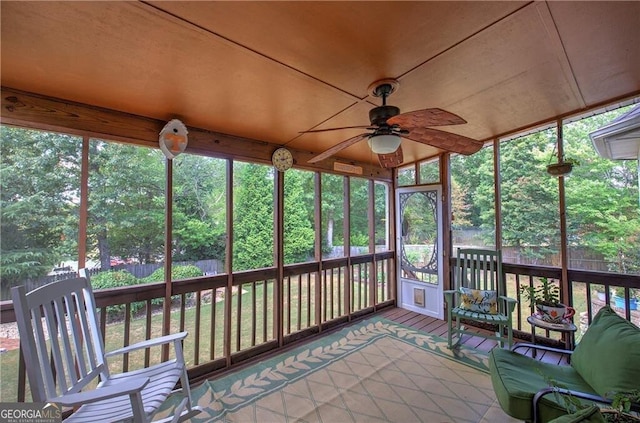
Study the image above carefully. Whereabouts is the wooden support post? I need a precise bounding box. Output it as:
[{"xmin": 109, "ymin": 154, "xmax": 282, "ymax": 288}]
[
  {"xmin": 274, "ymin": 169, "xmax": 285, "ymax": 346},
  {"xmin": 557, "ymin": 120, "xmax": 571, "ymax": 350},
  {"xmin": 493, "ymin": 140, "xmax": 503, "ymax": 251},
  {"xmin": 441, "ymin": 153, "xmax": 452, "ymax": 291},
  {"xmin": 368, "ymin": 180, "xmax": 376, "ymax": 308},
  {"xmin": 343, "ymin": 176, "xmax": 351, "ymax": 319},
  {"xmin": 78, "ymin": 136, "xmax": 90, "ymax": 270},
  {"xmin": 314, "ymin": 173, "xmax": 323, "ymax": 330},
  {"xmin": 162, "ymin": 158, "xmax": 173, "ymax": 361},
  {"xmin": 224, "ymin": 160, "xmax": 233, "ymax": 365}
]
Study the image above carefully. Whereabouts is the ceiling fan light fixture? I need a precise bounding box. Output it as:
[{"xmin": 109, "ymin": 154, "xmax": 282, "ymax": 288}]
[{"xmin": 368, "ymin": 134, "xmax": 401, "ymax": 154}]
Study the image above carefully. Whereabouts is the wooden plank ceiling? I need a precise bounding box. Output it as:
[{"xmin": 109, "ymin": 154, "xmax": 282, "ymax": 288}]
[{"xmin": 1, "ymin": 1, "xmax": 639, "ymax": 169}]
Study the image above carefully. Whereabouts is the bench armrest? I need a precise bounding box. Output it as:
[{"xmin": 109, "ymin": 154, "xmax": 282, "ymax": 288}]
[{"xmin": 511, "ymin": 342, "xmax": 573, "ymax": 356}]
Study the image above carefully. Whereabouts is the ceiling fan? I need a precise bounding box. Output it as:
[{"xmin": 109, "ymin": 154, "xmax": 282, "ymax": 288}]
[{"xmin": 305, "ymin": 79, "xmax": 484, "ymax": 168}]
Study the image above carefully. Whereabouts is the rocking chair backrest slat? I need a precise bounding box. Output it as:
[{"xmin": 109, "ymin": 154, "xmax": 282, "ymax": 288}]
[
  {"xmin": 75, "ymin": 289, "xmax": 103, "ymax": 379},
  {"xmin": 64, "ymin": 292, "xmax": 88, "ymax": 379},
  {"xmin": 455, "ymin": 248, "xmax": 504, "ymax": 296},
  {"xmin": 53, "ymin": 296, "xmax": 74, "ymax": 393},
  {"xmin": 11, "ymin": 277, "xmax": 109, "ymax": 402}
]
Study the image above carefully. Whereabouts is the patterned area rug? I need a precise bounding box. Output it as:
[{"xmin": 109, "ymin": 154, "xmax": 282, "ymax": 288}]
[{"xmin": 160, "ymin": 317, "xmax": 517, "ymax": 422}]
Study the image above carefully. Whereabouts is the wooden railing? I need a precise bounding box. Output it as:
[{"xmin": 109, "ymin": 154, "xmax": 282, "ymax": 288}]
[
  {"xmin": 4, "ymin": 255, "xmax": 636, "ymax": 402},
  {"xmin": 503, "ymin": 263, "xmax": 640, "ymax": 343},
  {"xmin": 0, "ymin": 252, "xmax": 395, "ymax": 402}
]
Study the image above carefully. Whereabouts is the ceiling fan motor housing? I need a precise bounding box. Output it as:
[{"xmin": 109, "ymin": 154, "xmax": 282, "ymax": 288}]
[{"xmin": 369, "ymin": 105, "xmax": 400, "ymax": 126}]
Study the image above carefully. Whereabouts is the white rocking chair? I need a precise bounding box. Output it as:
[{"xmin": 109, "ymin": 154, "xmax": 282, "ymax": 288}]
[{"xmin": 11, "ymin": 276, "xmax": 202, "ymax": 423}]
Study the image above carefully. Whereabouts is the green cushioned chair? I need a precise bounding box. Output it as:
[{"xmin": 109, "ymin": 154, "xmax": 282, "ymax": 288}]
[{"xmin": 490, "ymin": 306, "xmax": 640, "ymax": 423}]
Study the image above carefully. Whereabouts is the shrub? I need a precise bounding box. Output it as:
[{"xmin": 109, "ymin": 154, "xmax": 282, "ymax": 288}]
[
  {"xmin": 141, "ymin": 265, "xmax": 203, "ymax": 283},
  {"xmin": 141, "ymin": 265, "xmax": 203, "ymax": 306},
  {"xmin": 90, "ymin": 270, "xmax": 144, "ymax": 320}
]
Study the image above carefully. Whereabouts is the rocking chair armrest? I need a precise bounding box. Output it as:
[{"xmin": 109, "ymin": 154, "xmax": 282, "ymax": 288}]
[
  {"xmin": 105, "ymin": 331, "xmax": 188, "ymax": 357},
  {"xmin": 442, "ymin": 289, "xmax": 460, "ymax": 299},
  {"xmin": 511, "ymin": 342, "xmax": 574, "ymax": 356},
  {"xmin": 499, "ymin": 295, "xmax": 517, "ymax": 304},
  {"xmin": 498, "ymin": 295, "xmax": 518, "ymax": 312},
  {"xmin": 50, "ymin": 377, "xmax": 149, "ymax": 407},
  {"xmin": 443, "ymin": 290, "xmax": 457, "ymax": 306}
]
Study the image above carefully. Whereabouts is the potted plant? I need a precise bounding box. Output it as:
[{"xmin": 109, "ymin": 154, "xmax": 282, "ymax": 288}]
[
  {"xmin": 613, "ymin": 287, "xmax": 638, "ymax": 311},
  {"xmin": 520, "ymin": 277, "xmax": 575, "ymax": 323},
  {"xmin": 547, "ymin": 157, "xmax": 579, "ymax": 177}
]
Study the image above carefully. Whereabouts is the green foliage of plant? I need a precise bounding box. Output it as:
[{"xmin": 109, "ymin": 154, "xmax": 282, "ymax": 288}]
[
  {"xmin": 284, "ymin": 170, "xmax": 315, "ymax": 264},
  {"xmin": 544, "ymin": 372, "xmax": 640, "ymax": 422},
  {"xmin": 1, "ymin": 127, "xmax": 80, "ymax": 286},
  {"xmin": 520, "ymin": 277, "xmax": 561, "ymax": 309},
  {"xmin": 91, "ymin": 270, "xmax": 139, "ymax": 289},
  {"xmin": 90, "ymin": 270, "xmax": 144, "ymax": 319},
  {"xmin": 232, "ymin": 163, "xmax": 275, "ymax": 271},
  {"xmin": 608, "ymin": 390, "xmax": 640, "ymax": 416},
  {"xmin": 142, "ymin": 265, "xmax": 203, "ymax": 283}
]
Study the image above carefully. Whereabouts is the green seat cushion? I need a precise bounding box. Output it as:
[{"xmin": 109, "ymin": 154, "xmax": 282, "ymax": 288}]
[
  {"xmin": 571, "ymin": 306, "xmax": 640, "ymax": 397},
  {"xmin": 548, "ymin": 405, "xmax": 605, "ymax": 423},
  {"xmin": 490, "ymin": 348, "xmax": 595, "ymax": 421}
]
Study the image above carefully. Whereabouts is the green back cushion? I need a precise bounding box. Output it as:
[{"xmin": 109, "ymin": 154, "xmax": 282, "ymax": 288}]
[{"xmin": 571, "ymin": 306, "xmax": 640, "ymax": 397}]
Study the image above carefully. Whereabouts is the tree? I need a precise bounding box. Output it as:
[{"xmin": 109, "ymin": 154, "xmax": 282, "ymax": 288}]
[
  {"xmin": 284, "ymin": 170, "xmax": 315, "ymax": 264},
  {"xmin": 172, "ymin": 154, "xmax": 227, "ymax": 261},
  {"xmin": 233, "ymin": 163, "xmax": 274, "ymax": 271},
  {"xmin": 321, "ymin": 173, "xmax": 345, "ymax": 253},
  {"xmin": 564, "ymin": 108, "xmax": 640, "ymax": 273},
  {"xmin": 498, "ymin": 129, "xmax": 560, "ymax": 262},
  {"xmin": 87, "ymin": 141, "xmax": 165, "ymax": 266},
  {"xmin": 1, "ymin": 127, "xmax": 80, "ymax": 287}
]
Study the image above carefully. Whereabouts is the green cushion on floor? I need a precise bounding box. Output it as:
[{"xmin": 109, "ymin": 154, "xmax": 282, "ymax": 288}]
[
  {"xmin": 571, "ymin": 306, "xmax": 640, "ymax": 397},
  {"xmin": 489, "ymin": 348, "xmax": 596, "ymax": 422}
]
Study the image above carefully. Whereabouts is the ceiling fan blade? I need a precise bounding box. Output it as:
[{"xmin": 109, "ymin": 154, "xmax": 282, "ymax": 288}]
[
  {"xmin": 387, "ymin": 108, "xmax": 466, "ymax": 128},
  {"xmin": 403, "ymin": 128, "xmax": 483, "ymax": 155},
  {"xmin": 307, "ymin": 133, "xmax": 369, "ymax": 163},
  {"xmin": 300, "ymin": 125, "xmax": 373, "ymax": 134},
  {"xmin": 377, "ymin": 146, "xmax": 404, "ymax": 168}
]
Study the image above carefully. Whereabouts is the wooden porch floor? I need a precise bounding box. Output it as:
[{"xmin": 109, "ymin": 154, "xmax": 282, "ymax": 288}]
[{"xmin": 379, "ymin": 307, "xmax": 570, "ymax": 365}]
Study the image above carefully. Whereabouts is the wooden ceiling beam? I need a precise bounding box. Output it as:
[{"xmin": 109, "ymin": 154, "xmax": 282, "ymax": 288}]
[{"xmin": 0, "ymin": 87, "xmax": 391, "ymax": 181}]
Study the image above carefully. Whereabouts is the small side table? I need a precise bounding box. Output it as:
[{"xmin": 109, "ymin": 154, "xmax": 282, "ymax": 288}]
[{"xmin": 527, "ymin": 315, "xmax": 577, "ymax": 358}]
